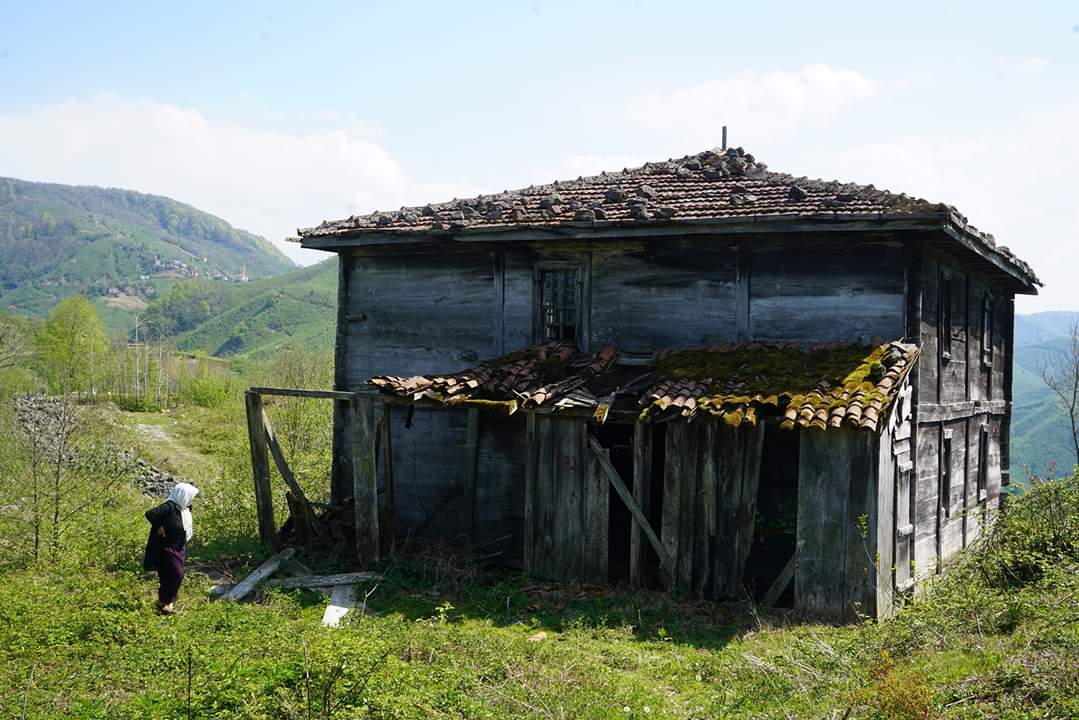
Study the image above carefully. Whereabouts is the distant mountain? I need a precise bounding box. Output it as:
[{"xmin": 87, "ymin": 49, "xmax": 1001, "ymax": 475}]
[
  {"xmin": 0, "ymin": 177, "xmax": 295, "ymax": 319},
  {"xmin": 144, "ymin": 257, "xmax": 337, "ymax": 359},
  {"xmin": 1011, "ymin": 311, "xmax": 1079, "ymax": 481}
]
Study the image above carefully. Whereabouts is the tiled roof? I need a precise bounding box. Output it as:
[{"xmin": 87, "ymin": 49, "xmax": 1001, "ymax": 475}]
[
  {"xmin": 368, "ymin": 339, "xmax": 919, "ymax": 432},
  {"xmin": 299, "ymin": 146, "xmax": 1037, "ymax": 286},
  {"xmin": 368, "ymin": 341, "xmax": 623, "ymax": 415},
  {"xmin": 642, "ymin": 340, "xmax": 919, "ymax": 431}
]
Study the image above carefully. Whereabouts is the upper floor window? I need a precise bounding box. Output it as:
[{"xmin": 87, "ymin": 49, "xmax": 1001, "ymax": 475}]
[
  {"xmin": 534, "ymin": 264, "xmax": 580, "ymax": 344},
  {"xmin": 981, "ymin": 292, "xmax": 994, "ymax": 367},
  {"xmin": 940, "ymin": 272, "xmax": 953, "ymax": 363}
]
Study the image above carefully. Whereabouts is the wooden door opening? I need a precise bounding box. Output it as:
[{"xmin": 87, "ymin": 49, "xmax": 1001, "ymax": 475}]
[
  {"xmin": 744, "ymin": 423, "xmax": 799, "ymax": 606},
  {"xmin": 594, "ymin": 424, "xmax": 635, "ymax": 583}
]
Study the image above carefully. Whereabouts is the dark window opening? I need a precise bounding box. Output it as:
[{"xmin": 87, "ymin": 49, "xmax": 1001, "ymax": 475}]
[
  {"xmin": 941, "ymin": 434, "xmax": 953, "ymax": 517},
  {"xmin": 940, "ymin": 273, "xmax": 953, "ymax": 363},
  {"xmin": 981, "ymin": 293, "xmax": 994, "ymax": 368},
  {"xmin": 536, "ymin": 267, "xmax": 579, "ymax": 343},
  {"xmin": 977, "ymin": 426, "xmax": 989, "ymax": 502},
  {"xmin": 744, "ymin": 424, "xmax": 799, "ymax": 607}
]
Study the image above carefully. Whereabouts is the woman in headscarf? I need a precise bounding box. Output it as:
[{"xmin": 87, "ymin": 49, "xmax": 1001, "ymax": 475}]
[{"xmin": 143, "ymin": 482, "xmax": 199, "ymax": 615}]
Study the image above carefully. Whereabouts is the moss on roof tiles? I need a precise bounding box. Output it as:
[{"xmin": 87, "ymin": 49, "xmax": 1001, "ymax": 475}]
[{"xmin": 642, "ymin": 341, "xmax": 918, "ymax": 431}]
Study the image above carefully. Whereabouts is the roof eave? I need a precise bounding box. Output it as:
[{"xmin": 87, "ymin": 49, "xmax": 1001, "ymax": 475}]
[{"xmin": 299, "ymin": 211, "xmax": 951, "ymax": 250}]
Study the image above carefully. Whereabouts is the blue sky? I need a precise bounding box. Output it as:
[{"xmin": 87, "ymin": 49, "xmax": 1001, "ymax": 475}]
[{"xmin": 1, "ymin": 2, "xmax": 1077, "ymax": 309}]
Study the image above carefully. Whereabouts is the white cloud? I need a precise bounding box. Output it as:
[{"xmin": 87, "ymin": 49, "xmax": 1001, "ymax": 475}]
[
  {"xmin": 819, "ymin": 106, "xmax": 1079, "ymax": 311},
  {"xmin": 0, "ymin": 96, "xmax": 477, "ymax": 265},
  {"xmin": 627, "ymin": 65, "xmax": 878, "ymax": 147}
]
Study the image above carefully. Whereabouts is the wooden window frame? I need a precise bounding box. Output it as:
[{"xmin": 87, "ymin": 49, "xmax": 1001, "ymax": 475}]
[
  {"xmin": 977, "ymin": 424, "xmax": 989, "ymax": 503},
  {"xmin": 532, "ymin": 261, "xmax": 582, "ymax": 346},
  {"xmin": 981, "ymin": 292, "xmax": 994, "ymax": 368},
  {"xmin": 940, "ymin": 271, "xmax": 953, "ymax": 364},
  {"xmin": 941, "ymin": 429, "xmax": 954, "ymax": 518}
]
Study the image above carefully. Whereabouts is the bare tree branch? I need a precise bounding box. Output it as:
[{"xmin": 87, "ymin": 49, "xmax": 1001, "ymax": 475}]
[{"xmin": 1038, "ymin": 319, "xmax": 1079, "ymax": 469}]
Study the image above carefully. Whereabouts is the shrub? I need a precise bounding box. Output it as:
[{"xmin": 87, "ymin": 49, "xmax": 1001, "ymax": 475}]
[{"xmin": 975, "ymin": 473, "xmax": 1079, "ymax": 587}]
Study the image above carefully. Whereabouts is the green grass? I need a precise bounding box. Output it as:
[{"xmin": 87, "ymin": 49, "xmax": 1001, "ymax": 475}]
[{"xmin": 1, "ymin": 398, "xmax": 1077, "ymax": 718}]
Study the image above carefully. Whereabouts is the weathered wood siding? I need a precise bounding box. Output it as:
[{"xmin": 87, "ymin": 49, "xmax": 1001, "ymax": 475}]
[
  {"xmin": 590, "ymin": 245, "xmax": 738, "ymax": 350},
  {"xmin": 796, "ymin": 427, "xmax": 879, "ymax": 616},
  {"xmin": 911, "ymin": 248, "xmax": 1012, "ymax": 581},
  {"xmin": 750, "ymin": 242, "xmax": 906, "ymax": 342},
  {"xmin": 524, "ymin": 416, "xmax": 608, "ymax": 582},
  {"xmin": 661, "ymin": 421, "xmax": 764, "ymax": 599}
]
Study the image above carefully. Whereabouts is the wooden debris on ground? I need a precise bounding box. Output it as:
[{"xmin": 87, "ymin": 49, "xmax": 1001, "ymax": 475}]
[
  {"xmin": 265, "ymin": 571, "xmax": 383, "ymax": 590},
  {"xmin": 221, "ymin": 548, "xmax": 296, "ymax": 601}
]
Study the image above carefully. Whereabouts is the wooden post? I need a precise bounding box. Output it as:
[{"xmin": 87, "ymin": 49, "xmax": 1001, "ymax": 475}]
[
  {"xmin": 524, "ymin": 412, "xmax": 537, "ymax": 572},
  {"xmin": 350, "ymin": 395, "xmax": 379, "ymax": 566},
  {"xmin": 381, "ymin": 403, "xmax": 395, "ymax": 552},
  {"xmin": 463, "ymin": 408, "xmax": 480, "ymax": 541},
  {"xmin": 630, "ymin": 422, "xmax": 652, "ymax": 587},
  {"xmin": 244, "ymin": 391, "xmax": 276, "ymax": 548}
]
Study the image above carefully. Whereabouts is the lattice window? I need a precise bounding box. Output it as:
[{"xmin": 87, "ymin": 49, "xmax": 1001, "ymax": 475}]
[{"xmin": 535, "ymin": 266, "xmax": 579, "ymax": 343}]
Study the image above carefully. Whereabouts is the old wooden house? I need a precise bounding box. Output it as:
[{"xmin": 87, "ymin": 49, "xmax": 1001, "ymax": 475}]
[{"xmin": 271, "ymin": 147, "xmax": 1038, "ymax": 618}]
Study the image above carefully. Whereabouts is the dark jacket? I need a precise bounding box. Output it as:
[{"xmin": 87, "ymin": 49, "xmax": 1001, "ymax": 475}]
[{"xmin": 142, "ymin": 500, "xmax": 186, "ymax": 571}]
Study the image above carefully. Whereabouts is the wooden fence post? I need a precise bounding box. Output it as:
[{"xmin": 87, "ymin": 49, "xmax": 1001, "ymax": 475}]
[
  {"xmin": 351, "ymin": 394, "xmax": 379, "ymax": 566},
  {"xmin": 244, "ymin": 391, "xmax": 276, "ymax": 548},
  {"xmin": 631, "ymin": 421, "xmax": 653, "ymax": 587}
]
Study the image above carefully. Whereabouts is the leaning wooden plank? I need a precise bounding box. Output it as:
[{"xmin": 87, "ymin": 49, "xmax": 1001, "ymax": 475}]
[
  {"xmin": 762, "ymin": 552, "xmax": 797, "ymax": 608},
  {"xmin": 322, "ymin": 584, "xmax": 356, "ymax": 627},
  {"xmin": 265, "ymin": 571, "xmax": 384, "ymax": 589},
  {"xmin": 588, "ymin": 435, "xmax": 674, "ymax": 587},
  {"xmin": 263, "ymin": 410, "xmax": 321, "ymax": 539},
  {"xmin": 223, "ymin": 548, "xmax": 296, "ymax": 601}
]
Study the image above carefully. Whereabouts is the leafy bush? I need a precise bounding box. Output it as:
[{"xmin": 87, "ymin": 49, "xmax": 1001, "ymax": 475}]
[{"xmin": 975, "ymin": 473, "xmax": 1079, "ymax": 587}]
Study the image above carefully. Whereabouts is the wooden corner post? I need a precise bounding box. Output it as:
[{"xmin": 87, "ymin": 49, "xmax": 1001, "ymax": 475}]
[
  {"xmin": 244, "ymin": 391, "xmax": 276, "ymax": 548},
  {"xmin": 350, "ymin": 394, "xmax": 379, "ymax": 566}
]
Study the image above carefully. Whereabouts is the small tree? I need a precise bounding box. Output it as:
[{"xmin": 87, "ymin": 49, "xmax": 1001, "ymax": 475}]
[
  {"xmin": 36, "ymin": 296, "xmax": 109, "ymax": 395},
  {"xmin": 1039, "ymin": 320, "xmax": 1079, "ymax": 470},
  {"xmin": 0, "ymin": 316, "xmax": 28, "ymax": 372}
]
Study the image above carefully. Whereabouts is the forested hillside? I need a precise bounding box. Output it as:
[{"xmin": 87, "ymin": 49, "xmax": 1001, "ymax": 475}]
[
  {"xmin": 1011, "ymin": 311, "xmax": 1079, "ymax": 480},
  {"xmin": 142, "ymin": 258, "xmax": 337, "ymax": 358},
  {"xmin": 0, "ymin": 177, "xmax": 295, "ymax": 317}
]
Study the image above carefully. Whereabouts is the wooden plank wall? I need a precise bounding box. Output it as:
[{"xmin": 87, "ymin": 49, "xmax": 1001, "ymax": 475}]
[
  {"xmin": 796, "ymin": 427, "xmax": 879, "ymax": 616},
  {"xmin": 590, "ymin": 244, "xmax": 738, "ymax": 350},
  {"xmin": 525, "ymin": 416, "xmax": 608, "ymax": 582},
  {"xmin": 750, "ymin": 242, "xmax": 906, "ymax": 342},
  {"xmin": 912, "ymin": 249, "xmax": 1010, "ymax": 582},
  {"xmin": 330, "ymin": 238, "xmax": 911, "ymax": 568},
  {"xmin": 661, "ymin": 421, "xmax": 764, "ymax": 599}
]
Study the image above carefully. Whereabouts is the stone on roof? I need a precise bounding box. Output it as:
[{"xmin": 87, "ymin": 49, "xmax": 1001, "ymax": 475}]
[{"xmin": 299, "ymin": 146, "xmax": 1038, "ymax": 287}]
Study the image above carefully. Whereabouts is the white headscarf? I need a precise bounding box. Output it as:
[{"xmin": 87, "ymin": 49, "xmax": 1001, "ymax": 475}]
[{"xmin": 167, "ymin": 483, "xmax": 200, "ymax": 541}]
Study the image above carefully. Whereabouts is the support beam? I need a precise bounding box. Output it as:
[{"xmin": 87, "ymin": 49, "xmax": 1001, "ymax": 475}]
[
  {"xmin": 524, "ymin": 412, "xmax": 537, "ymax": 572},
  {"xmin": 262, "ymin": 409, "xmax": 321, "ymax": 542},
  {"xmin": 588, "ymin": 435, "xmax": 673, "ymax": 587},
  {"xmin": 630, "ymin": 422, "xmax": 653, "ymax": 587},
  {"xmin": 244, "ymin": 391, "xmax": 276, "ymax": 548},
  {"xmin": 463, "ymin": 408, "xmax": 480, "ymax": 540},
  {"xmin": 250, "ymin": 386, "xmax": 356, "ymax": 400},
  {"xmin": 350, "ymin": 395, "xmax": 379, "ymax": 566},
  {"xmin": 381, "ymin": 403, "xmax": 395, "ymax": 551}
]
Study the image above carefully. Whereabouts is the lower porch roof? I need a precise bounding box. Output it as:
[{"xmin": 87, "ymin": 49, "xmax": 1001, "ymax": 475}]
[{"xmin": 369, "ymin": 339, "xmax": 919, "ymax": 433}]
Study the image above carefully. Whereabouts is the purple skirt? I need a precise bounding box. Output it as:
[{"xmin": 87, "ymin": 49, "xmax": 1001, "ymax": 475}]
[{"xmin": 156, "ymin": 545, "xmax": 186, "ymax": 605}]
